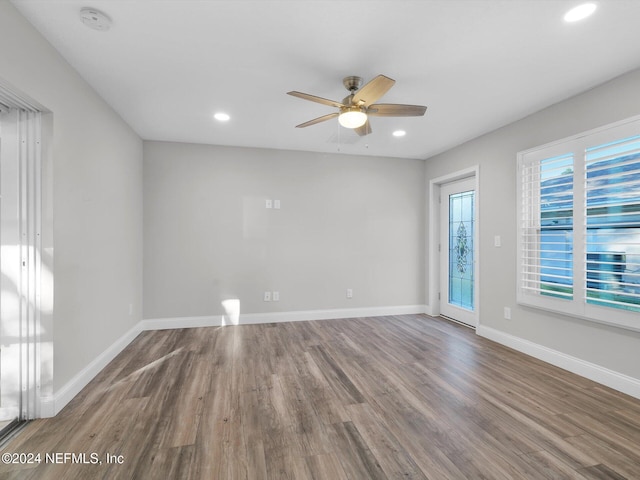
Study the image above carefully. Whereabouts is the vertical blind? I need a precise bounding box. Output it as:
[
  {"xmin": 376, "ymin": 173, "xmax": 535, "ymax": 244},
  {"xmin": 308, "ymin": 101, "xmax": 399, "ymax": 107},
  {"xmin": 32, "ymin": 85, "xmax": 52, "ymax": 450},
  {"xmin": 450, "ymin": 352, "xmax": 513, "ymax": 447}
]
[{"xmin": 0, "ymin": 81, "xmax": 44, "ymax": 420}]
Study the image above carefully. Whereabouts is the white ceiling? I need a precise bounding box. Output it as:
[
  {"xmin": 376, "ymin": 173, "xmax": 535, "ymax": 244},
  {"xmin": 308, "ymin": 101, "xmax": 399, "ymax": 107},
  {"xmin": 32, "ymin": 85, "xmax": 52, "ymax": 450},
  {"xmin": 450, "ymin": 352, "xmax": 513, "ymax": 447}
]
[{"xmin": 11, "ymin": 0, "xmax": 640, "ymax": 160}]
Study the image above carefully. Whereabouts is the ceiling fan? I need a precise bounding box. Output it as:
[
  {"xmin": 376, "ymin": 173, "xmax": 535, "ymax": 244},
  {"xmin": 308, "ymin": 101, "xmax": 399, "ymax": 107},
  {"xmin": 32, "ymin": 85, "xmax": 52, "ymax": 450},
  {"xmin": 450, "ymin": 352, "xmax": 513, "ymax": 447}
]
[{"xmin": 287, "ymin": 74, "xmax": 427, "ymax": 136}]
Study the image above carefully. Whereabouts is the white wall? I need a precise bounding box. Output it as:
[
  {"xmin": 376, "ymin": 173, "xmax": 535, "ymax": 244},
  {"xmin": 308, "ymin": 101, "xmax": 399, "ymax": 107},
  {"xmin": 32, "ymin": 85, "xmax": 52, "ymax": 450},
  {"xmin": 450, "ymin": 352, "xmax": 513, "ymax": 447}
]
[
  {"xmin": 0, "ymin": 2, "xmax": 143, "ymax": 394},
  {"xmin": 144, "ymin": 141, "xmax": 425, "ymax": 320},
  {"xmin": 425, "ymin": 67, "xmax": 640, "ymax": 381}
]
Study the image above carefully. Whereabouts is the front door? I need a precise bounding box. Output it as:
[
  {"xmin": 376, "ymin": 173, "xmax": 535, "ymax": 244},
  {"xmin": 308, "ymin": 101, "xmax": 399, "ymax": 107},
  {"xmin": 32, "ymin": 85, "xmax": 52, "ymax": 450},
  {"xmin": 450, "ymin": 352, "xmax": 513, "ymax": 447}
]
[{"xmin": 440, "ymin": 178, "xmax": 477, "ymax": 327}]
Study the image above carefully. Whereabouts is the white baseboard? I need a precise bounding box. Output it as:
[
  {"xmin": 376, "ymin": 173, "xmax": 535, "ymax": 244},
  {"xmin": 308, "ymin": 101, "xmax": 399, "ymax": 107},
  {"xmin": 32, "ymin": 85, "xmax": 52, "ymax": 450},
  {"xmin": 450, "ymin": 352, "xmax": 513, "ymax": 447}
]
[
  {"xmin": 140, "ymin": 315, "xmax": 223, "ymax": 331},
  {"xmin": 41, "ymin": 322, "xmax": 143, "ymax": 417},
  {"xmin": 141, "ymin": 305, "xmax": 427, "ymax": 329},
  {"xmin": 45, "ymin": 305, "xmax": 427, "ymax": 416},
  {"xmin": 477, "ymin": 325, "xmax": 640, "ymax": 400}
]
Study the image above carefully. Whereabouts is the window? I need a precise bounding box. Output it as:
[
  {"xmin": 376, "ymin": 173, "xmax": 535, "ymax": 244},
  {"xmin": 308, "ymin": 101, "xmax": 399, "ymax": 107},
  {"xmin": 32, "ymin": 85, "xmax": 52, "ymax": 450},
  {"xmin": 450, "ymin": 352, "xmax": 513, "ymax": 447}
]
[{"xmin": 518, "ymin": 116, "xmax": 640, "ymax": 331}]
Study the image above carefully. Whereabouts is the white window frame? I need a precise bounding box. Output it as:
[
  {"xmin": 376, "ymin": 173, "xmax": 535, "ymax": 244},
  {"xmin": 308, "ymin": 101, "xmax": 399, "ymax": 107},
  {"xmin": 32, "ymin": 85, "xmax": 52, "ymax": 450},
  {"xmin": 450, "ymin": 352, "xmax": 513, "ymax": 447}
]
[{"xmin": 517, "ymin": 114, "xmax": 640, "ymax": 332}]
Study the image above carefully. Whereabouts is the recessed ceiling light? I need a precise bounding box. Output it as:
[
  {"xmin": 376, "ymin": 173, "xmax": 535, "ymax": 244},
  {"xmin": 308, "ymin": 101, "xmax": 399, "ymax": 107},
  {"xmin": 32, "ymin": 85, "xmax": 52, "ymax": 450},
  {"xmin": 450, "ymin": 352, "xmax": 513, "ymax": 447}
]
[
  {"xmin": 564, "ymin": 3, "xmax": 597, "ymax": 22},
  {"xmin": 214, "ymin": 112, "xmax": 230, "ymax": 122},
  {"xmin": 79, "ymin": 7, "xmax": 112, "ymax": 31},
  {"xmin": 393, "ymin": 130, "xmax": 406, "ymax": 137}
]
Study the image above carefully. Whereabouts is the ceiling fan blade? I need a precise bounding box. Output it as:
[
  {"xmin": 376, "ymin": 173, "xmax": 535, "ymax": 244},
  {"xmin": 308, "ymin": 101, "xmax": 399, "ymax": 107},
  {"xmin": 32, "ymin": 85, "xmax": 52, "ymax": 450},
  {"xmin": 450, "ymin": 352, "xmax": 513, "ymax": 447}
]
[
  {"xmin": 354, "ymin": 119, "xmax": 372, "ymax": 136},
  {"xmin": 367, "ymin": 104, "xmax": 427, "ymax": 117},
  {"xmin": 352, "ymin": 75, "xmax": 395, "ymax": 107},
  {"xmin": 295, "ymin": 112, "xmax": 339, "ymax": 128},
  {"xmin": 287, "ymin": 91, "xmax": 345, "ymax": 108}
]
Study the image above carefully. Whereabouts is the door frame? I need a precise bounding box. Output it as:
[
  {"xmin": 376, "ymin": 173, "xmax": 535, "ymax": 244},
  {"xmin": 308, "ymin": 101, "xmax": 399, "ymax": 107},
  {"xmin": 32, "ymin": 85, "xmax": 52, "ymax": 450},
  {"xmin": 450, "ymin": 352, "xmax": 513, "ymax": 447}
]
[{"xmin": 427, "ymin": 166, "xmax": 480, "ymax": 328}]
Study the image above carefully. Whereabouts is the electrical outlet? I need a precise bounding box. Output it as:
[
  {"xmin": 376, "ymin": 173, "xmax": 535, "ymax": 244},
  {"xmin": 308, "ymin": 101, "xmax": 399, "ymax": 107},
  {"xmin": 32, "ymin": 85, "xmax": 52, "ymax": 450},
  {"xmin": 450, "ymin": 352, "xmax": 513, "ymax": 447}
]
[
  {"xmin": 346, "ymin": 288, "xmax": 353, "ymax": 299},
  {"xmin": 272, "ymin": 291, "xmax": 279, "ymax": 301},
  {"xmin": 264, "ymin": 291, "xmax": 271, "ymax": 302},
  {"xmin": 274, "ymin": 199, "xmax": 281, "ymax": 209},
  {"xmin": 504, "ymin": 307, "xmax": 511, "ymax": 320}
]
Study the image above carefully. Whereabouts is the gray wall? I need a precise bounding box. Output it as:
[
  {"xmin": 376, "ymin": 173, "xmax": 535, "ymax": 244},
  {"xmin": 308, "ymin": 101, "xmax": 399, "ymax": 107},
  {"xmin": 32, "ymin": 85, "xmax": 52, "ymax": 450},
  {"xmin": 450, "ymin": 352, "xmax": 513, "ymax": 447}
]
[
  {"xmin": 425, "ymin": 67, "xmax": 640, "ymax": 380},
  {"xmin": 143, "ymin": 142, "xmax": 425, "ymax": 319},
  {"xmin": 0, "ymin": 2, "xmax": 144, "ymax": 392}
]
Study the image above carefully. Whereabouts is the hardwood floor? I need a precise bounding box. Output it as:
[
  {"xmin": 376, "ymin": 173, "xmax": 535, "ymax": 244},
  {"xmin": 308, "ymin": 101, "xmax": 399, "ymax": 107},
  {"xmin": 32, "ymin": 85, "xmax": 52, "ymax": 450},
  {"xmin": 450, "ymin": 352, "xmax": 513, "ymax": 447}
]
[{"xmin": 1, "ymin": 314, "xmax": 640, "ymax": 479}]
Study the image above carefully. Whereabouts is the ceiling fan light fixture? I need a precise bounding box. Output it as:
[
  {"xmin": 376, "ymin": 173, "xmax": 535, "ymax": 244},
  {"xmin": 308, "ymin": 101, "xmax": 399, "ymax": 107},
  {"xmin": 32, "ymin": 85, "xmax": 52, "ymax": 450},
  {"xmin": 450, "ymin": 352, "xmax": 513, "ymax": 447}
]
[{"xmin": 338, "ymin": 107, "xmax": 367, "ymax": 129}]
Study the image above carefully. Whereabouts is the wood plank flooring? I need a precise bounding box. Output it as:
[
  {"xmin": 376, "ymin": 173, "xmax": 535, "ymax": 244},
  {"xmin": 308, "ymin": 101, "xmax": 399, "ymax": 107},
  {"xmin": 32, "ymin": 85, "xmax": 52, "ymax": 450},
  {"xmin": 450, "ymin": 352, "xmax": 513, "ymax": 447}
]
[{"xmin": 1, "ymin": 314, "xmax": 640, "ymax": 479}]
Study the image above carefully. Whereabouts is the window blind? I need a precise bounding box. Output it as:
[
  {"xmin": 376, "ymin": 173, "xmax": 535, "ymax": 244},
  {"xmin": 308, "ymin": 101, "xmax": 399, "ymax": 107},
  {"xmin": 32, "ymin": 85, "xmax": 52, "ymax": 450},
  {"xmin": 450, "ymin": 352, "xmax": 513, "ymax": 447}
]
[
  {"xmin": 520, "ymin": 153, "xmax": 574, "ymax": 299},
  {"xmin": 518, "ymin": 115, "xmax": 640, "ymax": 330},
  {"xmin": 584, "ymin": 135, "xmax": 640, "ymax": 312}
]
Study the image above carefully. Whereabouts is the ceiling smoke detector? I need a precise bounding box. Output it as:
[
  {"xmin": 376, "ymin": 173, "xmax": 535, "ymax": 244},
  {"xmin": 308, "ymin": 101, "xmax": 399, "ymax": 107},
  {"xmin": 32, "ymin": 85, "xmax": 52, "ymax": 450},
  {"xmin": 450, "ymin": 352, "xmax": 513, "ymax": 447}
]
[{"xmin": 80, "ymin": 8, "xmax": 112, "ymax": 31}]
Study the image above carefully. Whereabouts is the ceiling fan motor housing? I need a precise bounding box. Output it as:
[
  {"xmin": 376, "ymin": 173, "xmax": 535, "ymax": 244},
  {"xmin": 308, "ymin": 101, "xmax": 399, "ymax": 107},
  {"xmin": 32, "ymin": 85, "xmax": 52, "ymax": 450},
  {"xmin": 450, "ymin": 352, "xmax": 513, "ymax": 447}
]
[{"xmin": 343, "ymin": 76, "xmax": 363, "ymax": 93}]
